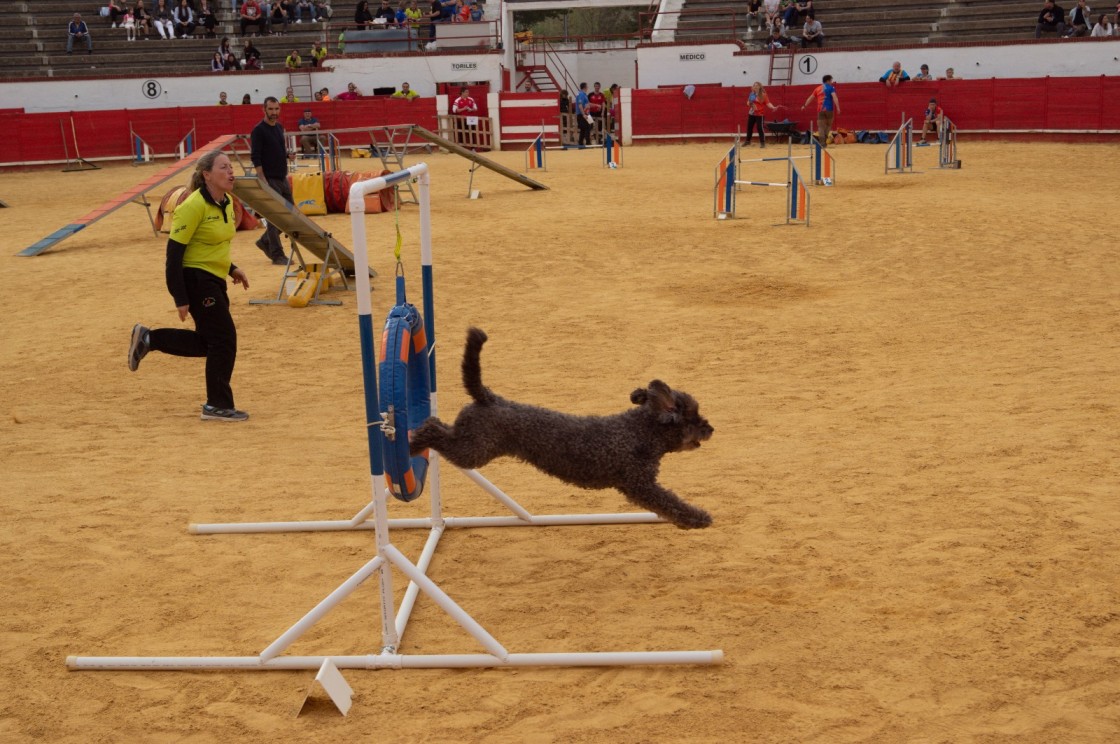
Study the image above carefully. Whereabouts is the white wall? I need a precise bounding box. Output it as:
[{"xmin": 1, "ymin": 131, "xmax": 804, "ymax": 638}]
[
  {"xmin": 0, "ymin": 54, "xmax": 505, "ymax": 113},
  {"xmin": 637, "ymin": 39, "xmax": 1120, "ymax": 88},
  {"xmin": 5, "ymin": 39, "xmax": 1118, "ymax": 113}
]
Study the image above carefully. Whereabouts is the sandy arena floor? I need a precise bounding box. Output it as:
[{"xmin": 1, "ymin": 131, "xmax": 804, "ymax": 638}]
[{"xmin": 1, "ymin": 140, "xmax": 1118, "ymax": 743}]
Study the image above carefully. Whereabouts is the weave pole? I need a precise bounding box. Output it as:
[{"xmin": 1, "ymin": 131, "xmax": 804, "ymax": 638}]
[
  {"xmin": 524, "ymin": 132, "xmax": 546, "ymax": 172},
  {"xmin": 885, "ymin": 116, "xmax": 914, "ymax": 175},
  {"xmin": 603, "ymin": 133, "xmax": 622, "ymax": 169},
  {"xmin": 811, "ymin": 135, "xmax": 836, "ymax": 185},
  {"xmin": 938, "ymin": 117, "xmax": 961, "ymax": 169}
]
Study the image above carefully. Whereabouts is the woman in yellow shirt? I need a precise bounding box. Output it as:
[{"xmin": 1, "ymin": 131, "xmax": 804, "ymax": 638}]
[{"xmin": 127, "ymin": 151, "xmax": 253, "ymax": 421}]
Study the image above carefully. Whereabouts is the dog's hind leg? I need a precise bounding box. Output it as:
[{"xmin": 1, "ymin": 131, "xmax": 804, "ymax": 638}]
[
  {"xmin": 409, "ymin": 417, "xmax": 502, "ymax": 470},
  {"xmin": 619, "ymin": 483, "xmax": 712, "ymax": 529}
]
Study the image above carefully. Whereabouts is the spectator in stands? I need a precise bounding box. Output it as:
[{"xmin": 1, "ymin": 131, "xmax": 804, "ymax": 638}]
[
  {"xmin": 801, "ymin": 73, "xmax": 839, "ymax": 148},
  {"xmin": 315, "ymin": 0, "xmax": 334, "ymax": 20},
  {"xmin": 133, "ymin": 1, "xmax": 152, "ymax": 39},
  {"xmin": 1035, "ymin": 1, "xmax": 1067, "ymax": 37},
  {"xmin": 742, "ymin": 0, "xmax": 761, "ymax": 32},
  {"xmin": 286, "ymin": 49, "xmax": 302, "ymax": 69},
  {"xmin": 122, "ymin": 7, "xmax": 137, "ymax": 40},
  {"xmin": 294, "ymin": 0, "xmax": 314, "ymax": 22},
  {"xmin": 298, "ymin": 108, "xmax": 321, "ymax": 153},
  {"xmin": 880, "ymin": 61, "xmax": 910, "ymax": 86},
  {"xmin": 218, "ymin": 36, "xmax": 234, "ymax": 58},
  {"xmin": 239, "ymin": 0, "xmax": 265, "ymax": 35},
  {"xmin": 941, "ymin": 67, "xmax": 958, "ymax": 79},
  {"xmin": 801, "ymin": 13, "xmax": 823, "ymax": 47},
  {"xmin": 575, "ymin": 82, "xmax": 592, "ymax": 147},
  {"xmin": 394, "ymin": 1, "xmax": 408, "ymax": 26},
  {"xmin": 375, "ymin": 0, "xmax": 397, "ymax": 24},
  {"xmin": 152, "ymin": 0, "xmax": 175, "ymax": 39},
  {"xmin": 356, "ymin": 0, "xmax": 376, "ymax": 26},
  {"xmin": 319, "ymin": 86, "xmax": 332, "ymax": 100},
  {"xmin": 1066, "ymin": 0, "xmax": 1092, "ymax": 35},
  {"xmin": 310, "ymin": 40, "xmax": 327, "ymax": 66},
  {"xmin": 218, "ymin": 92, "xmax": 230, "ymax": 105},
  {"xmin": 451, "ymin": 85, "xmax": 479, "ymax": 145},
  {"xmin": 224, "ymin": 51, "xmax": 239, "ymax": 69},
  {"xmin": 917, "ymin": 97, "xmax": 943, "ymax": 146},
  {"xmin": 588, "ymin": 82, "xmax": 606, "ymax": 141},
  {"xmin": 211, "ymin": 52, "xmax": 226, "ymax": 71},
  {"xmin": 425, "ymin": 0, "xmax": 446, "ymax": 45},
  {"xmin": 66, "ymin": 13, "xmax": 93, "ymax": 54},
  {"xmin": 1090, "ymin": 13, "xmax": 1114, "ymax": 34},
  {"xmin": 763, "ymin": 0, "xmax": 781, "ymax": 32},
  {"xmin": 391, "ymin": 81, "xmax": 420, "ymax": 100},
  {"xmin": 198, "ymin": 0, "xmax": 218, "ymax": 37},
  {"xmin": 242, "ymin": 93, "xmax": 253, "ymax": 103},
  {"xmin": 912, "ymin": 64, "xmax": 933, "ymax": 81},
  {"xmin": 468, "ymin": 1, "xmax": 482, "ymax": 21},
  {"xmin": 336, "ymin": 82, "xmax": 362, "ymax": 100},
  {"xmin": 405, "ymin": 0, "xmax": 423, "ymax": 27},
  {"xmin": 173, "ymin": 0, "xmax": 197, "ymax": 38},
  {"xmin": 272, "ymin": 0, "xmax": 293, "ymax": 33},
  {"xmin": 281, "ymin": 86, "xmax": 300, "ymax": 103},
  {"xmin": 242, "ymin": 38, "xmax": 262, "ymax": 68},
  {"xmin": 108, "ymin": 0, "xmax": 127, "ymax": 28},
  {"xmin": 782, "ymin": 0, "xmax": 803, "ymax": 32},
  {"xmin": 766, "ymin": 25, "xmax": 792, "ymax": 48},
  {"xmin": 746, "ymin": 82, "xmax": 779, "ymax": 148}
]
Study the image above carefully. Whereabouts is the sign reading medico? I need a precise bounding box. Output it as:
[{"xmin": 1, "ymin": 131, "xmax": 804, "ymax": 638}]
[{"xmin": 679, "ymin": 53, "xmax": 706, "ymax": 62}]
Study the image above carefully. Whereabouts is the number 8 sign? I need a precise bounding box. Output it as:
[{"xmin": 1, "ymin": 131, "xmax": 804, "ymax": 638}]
[{"xmin": 142, "ymin": 80, "xmax": 162, "ymax": 99}]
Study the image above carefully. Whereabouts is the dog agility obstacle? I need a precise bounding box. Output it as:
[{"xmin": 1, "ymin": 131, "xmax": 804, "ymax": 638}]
[
  {"xmin": 715, "ymin": 140, "xmax": 810, "ymax": 225},
  {"xmin": 525, "ymin": 132, "xmax": 546, "ymax": 172},
  {"xmin": 68, "ymin": 164, "xmax": 722, "ymax": 684},
  {"xmin": 885, "ymin": 117, "xmax": 915, "ymax": 175},
  {"xmin": 603, "ymin": 133, "xmax": 623, "ymax": 169},
  {"xmin": 939, "ymin": 116, "xmax": 961, "ymax": 169},
  {"xmin": 130, "ymin": 122, "xmax": 196, "ymax": 165}
]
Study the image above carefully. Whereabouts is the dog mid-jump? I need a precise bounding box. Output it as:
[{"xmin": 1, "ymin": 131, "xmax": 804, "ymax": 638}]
[{"xmin": 409, "ymin": 328, "xmax": 714, "ymax": 529}]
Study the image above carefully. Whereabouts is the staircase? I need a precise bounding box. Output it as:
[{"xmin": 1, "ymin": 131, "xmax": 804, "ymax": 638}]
[{"xmin": 515, "ymin": 39, "xmax": 577, "ymax": 95}]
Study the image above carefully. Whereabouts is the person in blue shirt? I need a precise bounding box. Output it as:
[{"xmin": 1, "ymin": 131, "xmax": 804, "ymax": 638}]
[
  {"xmin": 297, "ymin": 108, "xmax": 321, "ymax": 154},
  {"xmin": 575, "ymin": 82, "xmax": 592, "ymax": 147},
  {"xmin": 880, "ymin": 61, "xmax": 910, "ymax": 87}
]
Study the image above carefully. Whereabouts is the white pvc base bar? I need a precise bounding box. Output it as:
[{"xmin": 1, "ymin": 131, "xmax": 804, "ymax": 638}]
[
  {"xmin": 190, "ymin": 512, "xmax": 664, "ymax": 535},
  {"xmin": 68, "ymin": 650, "xmax": 723, "ymax": 672}
]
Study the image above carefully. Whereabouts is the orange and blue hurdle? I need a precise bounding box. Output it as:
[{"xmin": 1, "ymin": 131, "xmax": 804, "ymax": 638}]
[
  {"xmin": 714, "ymin": 141, "xmax": 810, "ymax": 226},
  {"xmin": 525, "ymin": 133, "xmax": 546, "ymax": 172},
  {"xmin": 885, "ymin": 117, "xmax": 914, "ymax": 174},
  {"xmin": 603, "ymin": 133, "xmax": 622, "ymax": 169},
  {"xmin": 938, "ymin": 117, "xmax": 961, "ymax": 169}
]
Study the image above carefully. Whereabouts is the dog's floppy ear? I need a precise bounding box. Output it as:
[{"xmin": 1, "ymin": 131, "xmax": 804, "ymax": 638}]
[
  {"xmin": 642, "ymin": 380, "xmax": 680, "ymax": 423},
  {"xmin": 630, "ymin": 388, "xmax": 648, "ymax": 405}
]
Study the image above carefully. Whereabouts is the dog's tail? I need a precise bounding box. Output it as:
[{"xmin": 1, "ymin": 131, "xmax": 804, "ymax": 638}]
[{"xmin": 462, "ymin": 327, "xmax": 497, "ymax": 405}]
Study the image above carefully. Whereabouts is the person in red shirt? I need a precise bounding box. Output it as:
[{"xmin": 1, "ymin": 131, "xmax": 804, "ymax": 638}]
[
  {"xmin": 336, "ymin": 82, "xmax": 363, "ymax": 100},
  {"xmin": 746, "ymin": 81, "xmax": 779, "ymax": 148},
  {"xmin": 451, "ymin": 86, "xmax": 480, "ymax": 146},
  {"xmin": 587, "ymin": 82, "xmax": 607, "ymax": 143}
]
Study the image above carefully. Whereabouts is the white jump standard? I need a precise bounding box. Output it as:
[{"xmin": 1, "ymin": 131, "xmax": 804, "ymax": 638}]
[{"xmin": 68, "ymin": 164, "xmax": 722, "ymax": 680}]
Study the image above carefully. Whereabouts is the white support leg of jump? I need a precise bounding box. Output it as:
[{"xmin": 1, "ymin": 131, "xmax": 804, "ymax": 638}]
[{"xmin": 69, "ymin": 164, "xmax": 722, "ymax": 679}]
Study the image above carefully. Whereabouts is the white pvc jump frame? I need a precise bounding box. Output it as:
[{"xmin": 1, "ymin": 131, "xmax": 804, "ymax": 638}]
[{"xmin": 68, "ymin": 163, "xmax": 722, "ymax": 677}]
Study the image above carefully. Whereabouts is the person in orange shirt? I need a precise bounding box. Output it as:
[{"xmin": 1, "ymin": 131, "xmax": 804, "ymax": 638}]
[
  {"xmin": 746, "ymin": 82, "xmax": 779, "ymax": 148},
  {"xmin": 800, "ymin": 74, "xmax": 840, "ymax": 147}
]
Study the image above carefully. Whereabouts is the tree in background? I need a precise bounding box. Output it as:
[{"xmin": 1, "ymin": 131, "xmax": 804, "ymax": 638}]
[{"xmin": 516, "ymin": 8, "xmax": 641, "ymax": 41}]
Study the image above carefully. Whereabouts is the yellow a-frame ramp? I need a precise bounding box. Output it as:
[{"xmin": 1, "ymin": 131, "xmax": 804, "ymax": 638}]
[{"xmin": 231, "ymin": 177, "xmax": 371, "ymax": 277}]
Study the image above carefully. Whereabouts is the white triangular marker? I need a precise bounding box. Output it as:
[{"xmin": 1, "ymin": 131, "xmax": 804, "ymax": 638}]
[{"xmin": 298, "ymin": 658, "xmax": 353, "ymax": 717}]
